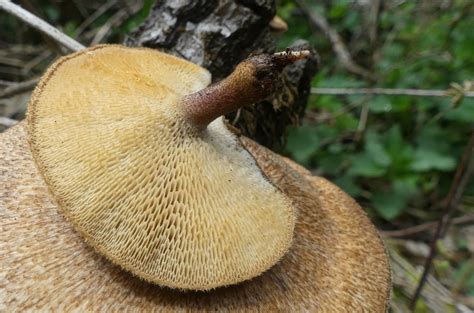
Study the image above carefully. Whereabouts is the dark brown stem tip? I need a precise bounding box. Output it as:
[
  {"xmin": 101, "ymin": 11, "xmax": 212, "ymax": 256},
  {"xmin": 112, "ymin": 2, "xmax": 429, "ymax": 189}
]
[
  {"xmin": 272, "ymin": 49, "xmax": 311, "ymax": 68},
  {"xmin": 273, "ymin": 49, "xmax": 311, "ymax": 59}
]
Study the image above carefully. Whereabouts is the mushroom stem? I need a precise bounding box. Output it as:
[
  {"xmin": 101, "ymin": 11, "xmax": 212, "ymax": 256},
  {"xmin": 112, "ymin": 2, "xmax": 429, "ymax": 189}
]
[{"xmin": 181, "ymin": 50, "xmax": 311, "ymax": 129}]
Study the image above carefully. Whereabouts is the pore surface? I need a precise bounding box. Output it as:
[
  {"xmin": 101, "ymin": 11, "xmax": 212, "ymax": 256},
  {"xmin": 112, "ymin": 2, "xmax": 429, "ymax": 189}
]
[{"xmin": 27, "ymin": 46, "xmax": 295, "ymax": 290}]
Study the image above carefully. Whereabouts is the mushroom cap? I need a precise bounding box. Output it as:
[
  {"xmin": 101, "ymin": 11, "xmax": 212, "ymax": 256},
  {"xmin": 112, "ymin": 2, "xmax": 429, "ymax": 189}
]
[
  {"xmin": 26, "ymin": 45, "xmax": 295, "ymax": 290},
  {"xmin": 0, "ymin": 123, "xmax": 391, "ymax": 311}
]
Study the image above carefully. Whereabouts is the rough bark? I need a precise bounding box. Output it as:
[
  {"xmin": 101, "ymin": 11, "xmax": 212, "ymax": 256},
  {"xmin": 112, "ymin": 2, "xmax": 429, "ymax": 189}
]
[{"xmin": 125, "ymin": 0, "xmax": 318, "ymax": 150}]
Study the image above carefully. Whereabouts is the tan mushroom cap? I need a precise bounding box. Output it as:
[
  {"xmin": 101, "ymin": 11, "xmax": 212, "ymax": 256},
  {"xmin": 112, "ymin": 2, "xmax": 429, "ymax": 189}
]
[
  {"xmin": 0, "ymin": 124, "xmax": 391, "ymax": 311},
  {"xmin": 26, "ymin": 45, "xmax": 295, "ymax": 290}
]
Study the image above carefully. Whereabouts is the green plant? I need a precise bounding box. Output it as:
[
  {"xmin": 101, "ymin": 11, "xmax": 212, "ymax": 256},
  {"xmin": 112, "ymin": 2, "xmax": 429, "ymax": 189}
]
[{"xmin": 279, "ymin": 0, "xmax": 474, "ymax": 222}]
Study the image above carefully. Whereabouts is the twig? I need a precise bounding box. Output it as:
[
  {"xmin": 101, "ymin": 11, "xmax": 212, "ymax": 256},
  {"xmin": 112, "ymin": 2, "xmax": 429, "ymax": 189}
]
[
  {"xmin": 294, "ymin": 0, "xmax": 376, "ymax": 81},
  {"xmin": 1, "ymin": 44, "xmax": 45, "ymax": 55},
  {"xmin": 0, "ymin": 65, "xmax": 22, "ymax": 76},
  {"xmin": 0, "ymin": 77, "xmax": 40, "ymax": 98},
  {"xmin": 0, "ymin": 116, "xmax": 18, "ymax": 128},
  {"xmin": 90, "ymin": 1, "xmax": 142, "ymax": 45},
  {"xmin": 0, "ymin": 79, "xmax": 15, "ymax": 87},
  {"xmin": 311, "ymin": 87, "xmax": 474, "ymax": 97},
  {"xmin": 355, "ymin": 102, "xmax": 369, "ymax": 142},
  {"xmin": 0, "ymin": 55, "xmax": 25, "ymax": 67},
  {"xmin": 19, "ymin": 0, "xmax": 63, "ymax": 55},
  {"xmin": 382, "ymin": 213, "xmax": 474, "ymax": 237},
  {"xmin": 71, "ymin": 0, "xmax": 88, "ymax": 18},
  {"xmin": 75, "ymin": 0, "xmax": 118, "ymax": 37},
  {"xmin": 367, "ymin": 0, "xmax": 381, "ymax": 45},
  {"xmin": 91, "ymin": 9, "xmax": 128, "ymax": 45},
  {"xmin": 119, "ymin": 0, "xmax": 134, "ymax": 15},
  {"xmin": 21, "ymin": 50, "xmax": 52, "ymax": 76},
  {"xmin": 0, "ymin": 0, "xmax": 85, "ymax": 52},
  {"xmin": 231, "ymin": 108, "xmax": 242, "ymax": 125},
  {"xmin": 410, "ymin": 131, "xmax": 474, "ymax": 309},
  {"xmin": 389, "ymin": 248, "xmax": 465, "ymax": 312}
]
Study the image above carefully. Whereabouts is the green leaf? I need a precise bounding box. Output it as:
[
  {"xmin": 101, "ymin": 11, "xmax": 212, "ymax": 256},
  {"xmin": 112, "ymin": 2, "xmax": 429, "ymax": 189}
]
[
  {"xmin": 44, "ymin": 5, "xmax": 60, "ymax": 23},
  {"xmin": 369, "ymin": 96, "xmax": 392, "ymax": 113},
  {"xmin": 365, "ymin": 132, "xmax": 391, "ymax": 166},
  {"xmin": 286, "ymin": 125, "xmax": 320, "ymax": 165},
  {"xmin": 386, "ymin": 125, "xmax": 404, "ymax": 152},
  {"xmin": 276, "ymin": 2, "xmax": 296, "ymax": 20},
  {"xmin": 393, "ymin": 178, "xmax": 419, "ymax": 197},
  {"xmin": 382, "ymin": 42, "xmax": 405, "ymax": 61},
  {"xmin": 63, "ymin": 21, "xmax": 77, "ymax": 38},
  {"xmin": 416, "ymin": 124, "xmax": 449, "ymax": 152},
  {"xmin": 333, "ymin": 175, "xmax": 362, "ymax": 197},
  {"xmin": 349, "ymin": 153, "xmax": 386, "ymax": 177},
  {"xmin": 328, "ymin": 143, "xmax": 344, "ymax": 154},
  {"xmin": 413, "ymin": 298, "xmax": 430, "ymax": 313},
  {"xmin": 452, "ymin": 260, "xmax": 474, "ymax": 296},
  {"xmin": 445, "ymin": 98, "xmax": 474, "ymax": 123},
  {"xmin": 391, "ymin": 96, "xmax": 412, "ymax": 112},
  {"xmin": 317, "ymin": 152, "xmax": 344, "ymax": 175},
  {"xmin": 411, "ymin": 149, "xmax": 456, "ymax": 172},
  {"xmin": 329, "ymin": 2, "xmax": 348, "ymax": 18},
  {"xmin": 314, "ymin": 95, "xmax": 343, "ymax": 112},
  {"xmin": 342, "ymin": 11, "xmax": 360, "ymax": 29},
  {"xmin": 335, "ymin": 114, "xmax": 358, "ymax": 131},
  {"xmin": 411, "ymin": 124, "xmax": 457, "ymax": 171},
  {"xmin": 372, "ymin": 179, "xmax": 417, "ymax": 220},
  {"xmin": 384, "ymin": 125, "xmax": 415, "ymax": 174},
  {"xmin": 372, "ymin": 190, "xmax": 407, "ymax": 220}
]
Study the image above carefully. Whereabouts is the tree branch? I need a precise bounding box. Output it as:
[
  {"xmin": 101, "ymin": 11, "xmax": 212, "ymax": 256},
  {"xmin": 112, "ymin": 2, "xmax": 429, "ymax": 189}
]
[
  {"xmin": 90, "ymin": 0, "xmax": 143, "ymax": 45},
  {"xmin": 0, "ymin": 116, "xmax": 18, "ymax": 128},
  {"xmin": 75, "ymin": 0, "xmax": 118, "ymax": 37},
  {"xmin": 311, "ymin": 87, "xmax": 474, "ymax": 97},
  {"xmin": 382, "ymin": 213, "xmax": 474, "ymax": 238},
  {"xmin": 0, "ymin": 0, "xmax": 85, "ymax": 52},
  {"xmin": 0, "ymin": 77, "xmax": 40, "ymax": 98}
]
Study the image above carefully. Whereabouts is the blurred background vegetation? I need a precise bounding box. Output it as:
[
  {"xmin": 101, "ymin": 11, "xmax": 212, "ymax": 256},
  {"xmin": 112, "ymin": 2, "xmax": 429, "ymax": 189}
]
[
  {"xmin": 277, "ymin": 1, "xmax": 473, "ymax": 310},
  {"xmin": 280, "ymin": 0, "xmax": 473, "ymax": 223},
  {"xmin": 0, "ymin": 0, "xmax": 473, "ymax": 311}
]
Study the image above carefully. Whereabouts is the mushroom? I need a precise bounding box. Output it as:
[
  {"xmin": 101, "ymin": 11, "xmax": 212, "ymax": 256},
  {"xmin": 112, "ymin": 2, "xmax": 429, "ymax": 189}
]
[
  {"xmin": 1, "ymin": 124, "xmax": 391, "ymax": 311},
  {"xmin": 0, "ymin": 45, "xmax": 391, "ymax": 311},
  {"xmin": 26, "ymin": 45, "xmax": 307, "ymax": 290}
]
